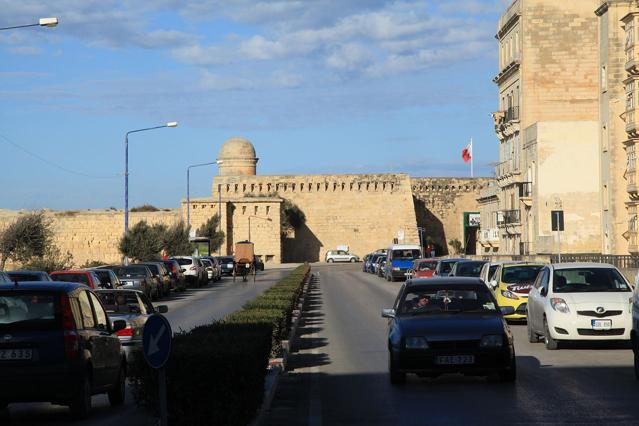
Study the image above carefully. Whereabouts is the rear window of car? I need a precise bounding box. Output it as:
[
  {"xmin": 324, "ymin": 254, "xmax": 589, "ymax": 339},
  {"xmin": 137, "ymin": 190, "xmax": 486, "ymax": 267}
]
[
  {"xmin": 113, "ymin": 266, "xmax": 148, "ymax": 278},
  {"xmin": 174, "ymin": 258, "xmax": 193, "ymax": 266},
  {"xmin": 0, "ymin": 292, "xmax": 59, "ymax": 330},
  {"xmin": 455, "ymin": 262, "xmax": 485, "ymax": 277},
  {"xmin": 143, "ymin": 264, "xmax": 160, "ymax": 274},
  {"xmin": 501, "ymin": 265, "xmax": 543, "ymax": 283},
  {"xmin": 417, "ymin": 261, "xmax": 436, "ymax": 271},
  {"xmin": 51, "ymin": 273, "xmax": 89, "ymax": 285},
  {"xmin": 439, "ymin": 261, "xmax": 457, "ymax": 274},
  {"xmin": 97, "ymin": 291, "xmax": 142, "ymax": 314},
  {"xmin": 93, "ymin": 270, "xmax": 112, "ymax": 283},
  {"xmin": 219, "ymin": 257, "xmax": 234, "ymax": 263}
]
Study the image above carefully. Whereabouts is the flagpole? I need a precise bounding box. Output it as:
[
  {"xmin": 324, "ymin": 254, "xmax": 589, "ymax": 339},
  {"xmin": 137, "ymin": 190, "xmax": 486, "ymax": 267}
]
[{"xmin": 470, "ymin": 137, "xmax": 474, "ymax": 178}]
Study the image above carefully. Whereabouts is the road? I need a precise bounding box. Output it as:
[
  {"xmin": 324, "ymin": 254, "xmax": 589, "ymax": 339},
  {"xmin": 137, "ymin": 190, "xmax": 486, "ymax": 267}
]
[
  {"xmin": 266, "ymin": 263, "xmax": 639, "ymax": 426},
  {"xmin": 1, "ymin": 267, "xmax": 293, "ymax": 425}
]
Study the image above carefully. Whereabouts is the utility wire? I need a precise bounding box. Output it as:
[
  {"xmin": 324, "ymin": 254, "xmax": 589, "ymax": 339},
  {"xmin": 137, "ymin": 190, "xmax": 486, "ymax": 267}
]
[{"xmin": 0, "ymin": 133, "xmax": 120, "ymax": 179}]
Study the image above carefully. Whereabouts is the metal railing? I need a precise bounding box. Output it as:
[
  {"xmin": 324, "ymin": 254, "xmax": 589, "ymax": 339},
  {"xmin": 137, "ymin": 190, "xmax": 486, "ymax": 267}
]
[{"xmin": 549, "ymin": 254, "xmax": 639, "ymax": 269}]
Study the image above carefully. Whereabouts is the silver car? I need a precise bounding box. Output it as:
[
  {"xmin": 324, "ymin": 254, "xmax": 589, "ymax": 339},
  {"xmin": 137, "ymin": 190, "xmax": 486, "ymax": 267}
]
[{"xmin": 171, "ymin": 256, "xmax": 206, "ymax": 288}]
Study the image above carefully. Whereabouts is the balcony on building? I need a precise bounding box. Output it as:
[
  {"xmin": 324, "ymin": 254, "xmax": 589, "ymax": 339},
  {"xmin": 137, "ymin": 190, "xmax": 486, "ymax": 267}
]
[
  {"xmin": 479, "ymin": 228, "xmax": 501, "ymax": 247},
  {"xmin": 626, "ymin": 107, "xmax": 639, "ymax": 137},
  {"xmin": 496, "ymin": 209, "xmax": 521, "ymax": 227},
  {"xmin": 623, "ymin": 13, "xmax": 639, "ymax": 75},
  {"xmin": 494, "ymin": 106, "xmax": 520, "ymax": 140},
  {"xmin": 627, "ymin": 231, "xmax": 638, "ymax": 254},
  {"xmin": 495, "ymin": 158, "xmax": 521, "ymax": 181},
  {"xmin": 497, "ymin": 0, "xmax": 520, "ymax": 40},
  {"xmin": 519, "ymin": 181, "xmax": 533, "ymax": 207}
]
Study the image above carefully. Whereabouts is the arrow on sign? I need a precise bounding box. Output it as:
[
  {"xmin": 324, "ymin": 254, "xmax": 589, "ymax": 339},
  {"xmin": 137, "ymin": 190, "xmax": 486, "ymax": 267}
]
[{"xmin": 147, "ymin": 324, "xmax": 166, "ymax": 356}]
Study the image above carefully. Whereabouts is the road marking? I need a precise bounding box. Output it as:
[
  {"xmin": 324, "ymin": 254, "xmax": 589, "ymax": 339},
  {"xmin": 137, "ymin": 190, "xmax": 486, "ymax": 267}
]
[{"xmin": 147, "ymin": 324, "xmax": 165, "ymax": 356}]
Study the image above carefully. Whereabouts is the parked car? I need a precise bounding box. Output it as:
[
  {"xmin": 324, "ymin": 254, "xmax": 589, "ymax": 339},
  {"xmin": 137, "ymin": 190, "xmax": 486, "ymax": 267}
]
[
  {"xmin": 0, "ymin": 272, "xmax": 10, "ymax": 283},
  {"xmin": 218, "ymin": 256, "xmax": 235, "ymax": 276},
  {"xmin": 95, "ymin": 289, "xmax": 168, "ymax": 363},
  {"xmin": 101, "ymin": 265, "xmax": 155, "ymax": 300},
  {"xmin": 377, "ymin": 260, "xmax": 388, "ymax": 278},
  {"xmin": 201, "ymin": 256, "xmax": 222, "ymax": 281},
  {"xmin": 7, "ymin": 270, "xmax": 52, "ymax": 282},
  {"xmin": 325, "ymin": 250, "xmax": 360, "ymax": 263},
  {"xmin": 450, "ymin": 260, "xmax": 487, "ymax": 278},
  {"xmin": 479, "ymin": 261, "xmax": 503, "ymax": 287},
  {"xmin": 366, "ymin": 254, "xmax": 384, "ymax": 273},
  {"xmin": 434, "ymin": 258, "xmax": 465, "ymax": 277},
  {"xmin": 171, "ymin": 256, "xmax": 206, "ymax": 287},
  {"xmin": 411, "ymin": 259, "xmax": 439, "ymax": 279},
  {"xmin": 490, "ymin": 262, "xmax": 545, "ymax": 321},
  {"xmin": 162, "ymin": 259, "xmax": 187, "ymax": 291},
  {"xmin": 527, "ymin": 263, "xmax": 632, "ymax": 350},
  {"xmin": 50, "ymin": 270, "xmax": 102, "ymax": 289},
  {"xmin": 632, "ymin": 273, "xmax": 639, "ymax": 379},
  {"xmin": 200, "ymin": 258, "xmax": 216, "ymax": 282},
  {"xmin": 139, "ymin": 262, "xmax": 171, "ymax": 297},
  {"xmin": 384, "ymin": 244, "xmax": 422, "ymax": 282},
  {"xmin": 87, "ymin": 268, "xmax": 122, "ymax": 289},
  {"xmin": 373, "ymin": 255, "xmax": 387, "ymax": 276},
  {"xmin": 382, "ymin": 277, "xmax": 516, "ymax": 384},
  {"xmin": 0, "ymin": 282, "xmax": 127, "ymax": 418}
]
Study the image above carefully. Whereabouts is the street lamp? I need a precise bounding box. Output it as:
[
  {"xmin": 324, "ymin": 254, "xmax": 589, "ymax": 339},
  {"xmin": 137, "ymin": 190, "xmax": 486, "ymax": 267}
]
[
  {"xmin": 186, "ymin": 160, "xmax": 223, "ymax": 229},
  {"xmin": 0, "ymin": 17, "xmax": 59, "ymax": 31},
  {"xmin": 248, "ymin": 215, "xmax": 272, "ymax": 242},
  {"xmin": 124, "ymin": 122, "xmax": 178, "ymax": 235}
]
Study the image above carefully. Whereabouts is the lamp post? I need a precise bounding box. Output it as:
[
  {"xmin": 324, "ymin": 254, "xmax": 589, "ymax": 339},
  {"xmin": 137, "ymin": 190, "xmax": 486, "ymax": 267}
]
[
  {"xmin": 417, "ymin": 226, "xmax": 426, "ymax": 257},
  {"xmin": 248, "ymin": 215, "xmax": 272, "ymax": 242},
  {"xmin": 124, "ymin": 122, "xmax": 177, "ymax": 236},
  {"xmin": 186, "ymin": 160, "xmax": 223, "ymax": 229},
  {"xmin": 0, "ymin": 17, "xmax": 59, "ymax": 31}
]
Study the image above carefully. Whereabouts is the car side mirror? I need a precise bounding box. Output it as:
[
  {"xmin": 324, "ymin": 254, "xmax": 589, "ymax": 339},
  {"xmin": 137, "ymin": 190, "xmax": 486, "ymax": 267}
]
[
  {"xmin": 540, "ymin": 287, "xmax": 547, "ymax": 297},
  {"xmin": 112, "ymin": 319, "xmax": 127, "ymax": 333},
  {"xmin": 156, "ymin": 305, "xmax": 168, "ymax": 314},
  {"xmin": 490, "ymin": 280, "xmax": 498, "ymax": 289},
  {"xmin": 500, "ymin": 306, "xmax": 515, "ymax": 316},
  {"xmin": 181, "ymin": 268, "xmax": 186, "ymax": 273},
  {"xmin": 381, "ymin": 308, "xmax": 396, "ymax": 318}
]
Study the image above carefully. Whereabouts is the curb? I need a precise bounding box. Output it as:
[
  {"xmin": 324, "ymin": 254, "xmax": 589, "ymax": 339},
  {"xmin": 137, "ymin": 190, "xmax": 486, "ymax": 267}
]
[{"xmin": 250, "ymin": 269, "xmax": 313, "ymax": 426}]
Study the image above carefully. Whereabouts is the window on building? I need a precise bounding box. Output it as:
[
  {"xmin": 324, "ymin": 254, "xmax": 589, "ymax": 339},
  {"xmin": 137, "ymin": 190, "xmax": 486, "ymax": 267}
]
[
  {"xmin": 628, "ymin": 144, "xmax": 636, "ymax": 172},
  {"xmin": 601, "ymin": 65, "xmax": 607, "ymax": 91},
  {"xmin": 630, "ymin": 206, "xmax": 638, "ymax": 233},
  {"xmin": 626, "ymin": 20, "xmax": 635, "ymax": 50},
  {"xmin": 602, "ymin": 123, "xmax": 609, "ymax": 152},
  {"xmin": 603, "ymin": 185, "xmax": 609, "ymax": 211},
  {"xmin": 626, "ymin": 80, "xmax": 635, "ymax": 110}
]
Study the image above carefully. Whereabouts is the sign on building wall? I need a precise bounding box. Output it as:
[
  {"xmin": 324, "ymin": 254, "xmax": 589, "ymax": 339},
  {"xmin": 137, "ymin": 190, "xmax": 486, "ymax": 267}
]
[
  {"xmin": 551, "ymin": 210, "xmax": 565, "ymax": 232},
  {"xmin": 468, "ymin": 213, "xmax": 481, "ymax": 227}
]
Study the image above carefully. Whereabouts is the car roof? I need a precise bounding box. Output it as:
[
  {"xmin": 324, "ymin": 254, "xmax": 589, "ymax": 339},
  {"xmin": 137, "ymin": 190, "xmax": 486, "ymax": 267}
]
[
  {"xmin": 0, "ymin": 281, "xmax": 86, "ymax": 291},
  {"xmin": 7, "ymin": 270, "xmax": 48, "ymax": 274},
  {"xmin": 439, "ymin": 258, "xmax": 465, "ymax": 263},
  {"xmin": 50, "ymin": 270, "xmax": 90, "ymax": 274},
  {"xmin": 550, "ymin": 262, "xmax": 619, "ymax": 270},
  {"xmin": 95, "ymin": 288, "xmax": 143, "ymax": 295},
  {"xmin": 414, "ymin": 258, "xmax": 438, "ymax": 262},
  {"xmin": 501, "ymin": 262, "xmax": 545, "ymax": 268}
]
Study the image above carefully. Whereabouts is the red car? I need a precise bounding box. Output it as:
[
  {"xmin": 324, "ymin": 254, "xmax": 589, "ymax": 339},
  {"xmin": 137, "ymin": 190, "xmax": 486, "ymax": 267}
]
[
  {"xmin": 50, "ymin": 270, "xmax": 102, "ymax": 289},
  {"xmin": 411, "ymin": 259, "xmax": 438, "ymax": 278}
]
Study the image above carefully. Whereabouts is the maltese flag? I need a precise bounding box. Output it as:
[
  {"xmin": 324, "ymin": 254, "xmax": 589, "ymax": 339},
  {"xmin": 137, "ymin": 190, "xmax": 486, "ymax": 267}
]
[{"xmin": 462, "ymin": 143, "xmax": 472, "ymax": 163}]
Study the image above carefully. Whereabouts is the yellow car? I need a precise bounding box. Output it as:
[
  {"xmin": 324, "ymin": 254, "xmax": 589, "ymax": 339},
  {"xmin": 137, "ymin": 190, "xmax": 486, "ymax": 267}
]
[{"xmin": 489, "ymin": 262, "xmax": 545, "ymax": 320}]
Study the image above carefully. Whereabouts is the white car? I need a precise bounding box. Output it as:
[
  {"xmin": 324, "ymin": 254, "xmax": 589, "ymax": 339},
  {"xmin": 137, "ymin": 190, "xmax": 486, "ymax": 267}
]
[
  {"xmin": 527, "ymin": 263, "xmax": 632, "ymax": 350},
  {"xmin": 325, "ymin": 250, "xmax": 359, "ymax": 263}
]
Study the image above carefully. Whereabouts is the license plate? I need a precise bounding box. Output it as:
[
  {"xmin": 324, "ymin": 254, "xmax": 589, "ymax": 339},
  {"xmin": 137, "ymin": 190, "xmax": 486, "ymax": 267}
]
[
  {"xmin": 592, "ymin": 319, "xmax": 612, "ymax": 330},
  {"xmin": 0, "ymin": 348, "xmax": 33, "ymax": 361},
  {"xmin": 435, "ymin": 355, "xmax": 474, "ymax": 365},
  {"xmin": 227, "ymin": 263, "xmax": 233, "ymax": 268}
]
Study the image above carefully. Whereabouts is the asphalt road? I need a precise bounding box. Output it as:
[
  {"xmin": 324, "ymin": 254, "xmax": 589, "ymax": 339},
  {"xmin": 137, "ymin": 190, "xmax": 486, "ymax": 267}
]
[
  {"xmin": 1, "ymin": 267, "xmax": 293, "ymax": 425},
  {"xmin": 266, "ymin": 263, "xmax": 639, "ymax": 426}
]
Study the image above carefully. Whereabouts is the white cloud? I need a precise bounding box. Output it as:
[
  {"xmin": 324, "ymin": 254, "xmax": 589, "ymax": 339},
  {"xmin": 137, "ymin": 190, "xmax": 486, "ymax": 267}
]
[
  {"xmin": 7, "ymin": 46, "xmax": 42, "ymax": 55},
  {"xmin": 326, "ymin": 43, "xmax": 374, "ymax": 71}
]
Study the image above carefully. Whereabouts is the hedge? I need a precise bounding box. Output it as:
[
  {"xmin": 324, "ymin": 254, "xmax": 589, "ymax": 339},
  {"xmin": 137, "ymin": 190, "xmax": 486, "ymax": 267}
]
[{"xmin": 131, "ymin": 263, "xmax": 310, "ymax": 426}]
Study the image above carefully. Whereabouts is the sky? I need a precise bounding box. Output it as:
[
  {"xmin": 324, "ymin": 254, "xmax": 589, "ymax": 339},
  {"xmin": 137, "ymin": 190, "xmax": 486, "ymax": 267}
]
[{"xmin": 0, "ymin": 0, "xmax": 509, "ymax": 210}]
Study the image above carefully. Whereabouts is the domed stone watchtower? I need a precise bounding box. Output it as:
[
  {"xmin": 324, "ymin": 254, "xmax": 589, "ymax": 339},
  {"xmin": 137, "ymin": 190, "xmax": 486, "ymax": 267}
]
[{"xmin": 217, "ymin": 137, "xmax": 258, "ymax": 176}]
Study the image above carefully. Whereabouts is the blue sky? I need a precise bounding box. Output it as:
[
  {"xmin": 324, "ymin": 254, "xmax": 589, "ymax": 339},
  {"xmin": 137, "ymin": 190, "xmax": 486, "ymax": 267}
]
[{"xmin": 0, "ymin": 0, "xmax": 509, "ymax": 210}]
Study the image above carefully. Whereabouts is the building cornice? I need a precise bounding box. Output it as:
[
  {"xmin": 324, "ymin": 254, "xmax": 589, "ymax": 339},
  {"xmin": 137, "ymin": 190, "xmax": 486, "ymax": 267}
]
[
  {"xmin": 595, "ymin": 2, "xmax": 609, "ymax": 17},
  {"xmin": 493, "ymin": 59, "xmax": 520, "ymax": 85}
]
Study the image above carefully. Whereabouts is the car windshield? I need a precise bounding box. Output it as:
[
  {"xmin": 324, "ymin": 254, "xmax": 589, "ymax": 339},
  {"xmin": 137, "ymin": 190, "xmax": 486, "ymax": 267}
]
[
  {"xmin": 7, "ymin": 272, "xmax": 47, "ymax": 282},
  {"xmin": 97, "ymin": 291, "xmax": 143, "ymax": 314},
  {"xmin": 174, "ymin": 258, "xmax": 193, "ymax": 266},
  {"xmin": 398, "ymin": 286, "xmax": 497, "ymax": 315},
  {"xmin": 439, "ymin": 261, "xmax": 457, "ymax": 274},
  {"xmin": 93, "ymin": 270, "xmax": 112, "ymax": 283},
  {"xmin": 51, "ymin": 273, "xmax": 89, "ymax": 284},
  {"xmin": 553, "ymin": 268, "xmax": 631, "ymax": 293},
  {"xmin": 501, "ymin": 265, "xmax": 543, "ymax": 283},
  {"xmin": 392, "ymin": 249, "xmax": 421, "ymax": 260},
  {"xmin": 113, "ymin": 266, "xmax": 148, "ymax": 278},
  {"xmin": 0, "ymin": 292, "xmax": 59, "ymax": 330},
  {"xmin": 417, "ymin": 262, "xmax": 436, "ymax": 271},
  {"xmin": 454, "ymin": 262, "xmax": 485, "ymax": 277}
]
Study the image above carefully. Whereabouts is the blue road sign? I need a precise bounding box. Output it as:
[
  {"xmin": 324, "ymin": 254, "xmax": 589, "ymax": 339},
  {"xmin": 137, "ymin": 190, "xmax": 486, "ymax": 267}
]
[{"xmin": 142, "ymin": 314, "xmax": 172, "ymax": 369}]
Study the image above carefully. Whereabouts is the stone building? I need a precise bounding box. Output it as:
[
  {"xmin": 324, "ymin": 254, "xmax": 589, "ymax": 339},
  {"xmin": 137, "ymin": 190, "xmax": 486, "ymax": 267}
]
[{"xmin": 491, "ymin": 0, "xmax": 602, "ymax": 255}]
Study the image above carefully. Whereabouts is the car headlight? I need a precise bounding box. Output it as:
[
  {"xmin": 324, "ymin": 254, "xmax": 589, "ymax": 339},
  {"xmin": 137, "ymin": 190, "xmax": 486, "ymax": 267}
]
[
  {"xmin": 480, "ymin": 335, "xmax": 504, "ymax": 348},
  {"xmin": 405, "ymin": 337, "xmax": 429, "ymax": 349},
  {"xmin": 392, "ymin": 267, "xmax": 401, "ymax": 271},
  {"xmin": 500, "ymin": 290, "xmax": 519, "ymax": 300},
  {"xmin": 550, "ymin": 298, "xmax": 570, "ymax": 314}
]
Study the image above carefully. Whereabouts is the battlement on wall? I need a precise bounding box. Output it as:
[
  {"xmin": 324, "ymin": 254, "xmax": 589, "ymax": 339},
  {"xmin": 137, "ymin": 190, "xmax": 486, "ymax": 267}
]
[
  {"xmin": 410, "ymin": 177, "xmax": 494, "ymax": 195},
  {"xmin": 212, "ymin": 173, "xmax": 410, "ymax": 196}
]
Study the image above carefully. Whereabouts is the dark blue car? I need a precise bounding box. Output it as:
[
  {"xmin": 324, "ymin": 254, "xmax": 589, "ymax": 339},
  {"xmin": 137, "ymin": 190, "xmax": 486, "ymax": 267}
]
[
  {"xmin": 382, "ymin": 278, "xmax": 516, "ymax": 384},
  {"xmin": 0, "ymin": 282, "xmax": 127, "ymax": 418}
]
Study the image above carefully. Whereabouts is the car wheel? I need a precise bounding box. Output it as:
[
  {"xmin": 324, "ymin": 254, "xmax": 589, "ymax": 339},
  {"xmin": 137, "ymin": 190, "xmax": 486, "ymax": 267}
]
[
  {"xmin": 389, "ymin": 353, "xmax": 406, "ymax": 385},
  {"xmin": 543, "ymin": 318, "xmax": 559, "ymax": 350},
  {"xmin": 327, "ymin": 258, "xmax": 334, "ymax": 263},
  {"xmin": 69, "ymin": 376, "xmax": 92, "ymax": 419},
  {"xmin": 499, "ymin": 356, "xmax": 517, "ymax": 383},
  {"xmin": 527, "ymin": 319, "xmax": 538, "ymax": 343},
  {"xmin": 108, "ymin": 365, "xmax": 126, "ymax": 406},
  {"xmin": 350, "ymin": 258, "xmax": 356, "ymax": 263}
]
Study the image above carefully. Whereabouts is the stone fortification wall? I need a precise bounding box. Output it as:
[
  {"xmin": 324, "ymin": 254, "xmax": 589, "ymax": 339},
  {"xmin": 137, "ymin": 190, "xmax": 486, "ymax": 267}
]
[
  {"xmin": 0, "ymin": 209, "xmax": 180, "ymax": 268},
  {"xmin": 412, "ymin": 178, "xmax": 494, "ymax": 255},
  {"xmin": 212, "ymin": 174, "xmax": 419, "ymax": 262}
]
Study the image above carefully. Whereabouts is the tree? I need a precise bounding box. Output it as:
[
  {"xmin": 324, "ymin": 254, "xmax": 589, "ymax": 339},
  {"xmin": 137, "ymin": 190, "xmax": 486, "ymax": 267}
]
[
  {"xmin": 449, "ymin": 238, "xmax": 463, "ymax": 255},
  {"xmin": 196, "ymin": 215, "xmax": 225, "ymax": 253},
  {"xmin": 119, "ymin": 221, "xmax": 165, "ymax": 262},
  {"xmin": 0, "ymin": 211, "xmax": 54, "ymax": 270},
  {"xmin": 281, "ymin": 200, "xmax": 306, "ymax": 230},
  {"xmin": 22, "ymin": 247, "xmax": 74, "ymax": 273},
  {"xmin": 163, "ymin": 221, "xmax": 195, "ymax": 256}
]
